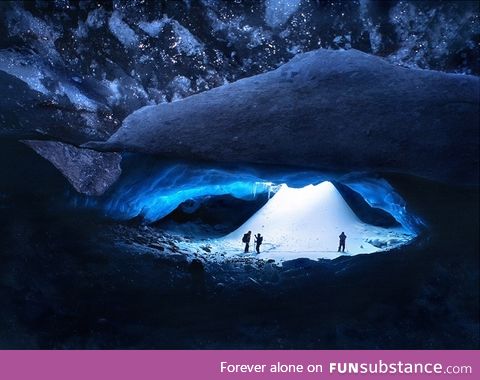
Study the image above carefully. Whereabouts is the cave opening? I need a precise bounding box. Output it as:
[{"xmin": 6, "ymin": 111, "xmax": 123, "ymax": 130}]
[
  {"xmin": 68, "ymin": 155, "xmax": 424, "ymax": 262},
  {"xmin": 217, "ymin": 181, "xmax": 416, "ymax": 262}
]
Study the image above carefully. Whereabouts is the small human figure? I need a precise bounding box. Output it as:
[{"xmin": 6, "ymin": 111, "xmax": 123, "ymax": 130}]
[
  {"xmin": 254, "ymin": 233, "xmax": 263, "ymax": 254},
  {"xmin": 338, "ymin": 232, "xmax": 347, "ymax": 252},
  {"xmin": 242, "ymin": 231, "xmax": 252, "ymax": 253}
]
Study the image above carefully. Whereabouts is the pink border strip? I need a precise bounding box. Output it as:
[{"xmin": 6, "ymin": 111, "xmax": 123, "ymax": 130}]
[{"xmin": 0, "ymin": 350, "xmax": 478, "ymax": 380}]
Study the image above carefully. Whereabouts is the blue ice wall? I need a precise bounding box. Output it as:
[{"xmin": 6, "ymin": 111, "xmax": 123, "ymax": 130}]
[
  {"xmin": 71, "ymin": 156, "xmax": 330, "ymax": 222},
  {"xmin": 340, "ymin": 176, "xmax": 426, "ymax": 233},
  {"xmin": 71, "ymin": 155, "xmax": 423, "ymax": 232}
]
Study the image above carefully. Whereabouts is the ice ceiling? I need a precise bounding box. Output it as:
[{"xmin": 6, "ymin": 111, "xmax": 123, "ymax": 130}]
[
  {"xmin": 0, "ymin": 0, "xmax": 478, "ymax": 143},
  {"xmin": 71, "ymin": 156, "xmax": 424, "ymax": 238}
]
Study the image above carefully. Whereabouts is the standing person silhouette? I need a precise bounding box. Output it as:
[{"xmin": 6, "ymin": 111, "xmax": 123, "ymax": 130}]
[
  {"xmin": 338, "ymin": 232, "xmax": 347, "ymax": 252},
  {"xmin": 242, "ymin": 231, "xmax": 252, "ymax": 253},
  {"xmin": 254, "ymin": 233, "xmax": 263, "ymax": 254}
]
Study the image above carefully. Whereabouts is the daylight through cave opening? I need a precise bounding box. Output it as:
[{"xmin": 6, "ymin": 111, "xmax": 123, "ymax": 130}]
[
  {"xmin": 220, "ymin": 181, "xmax": 416, "ymax": 260},
  {"xmin": 70, "ymin": 159, "xmax": 423, "ymax": 260}
]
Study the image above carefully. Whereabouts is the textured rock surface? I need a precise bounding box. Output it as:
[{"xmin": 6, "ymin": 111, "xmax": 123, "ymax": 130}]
[
  {"xmin": 23, "ymin": 140, "xmax": 121, "ymax": 196},
  {"xmin": 0, "ymin": 69, "xmax": 118, "ymax": 144},
  {"xmin": 92, "ymin": 49, "xmax": 479, "ymax": 184}
]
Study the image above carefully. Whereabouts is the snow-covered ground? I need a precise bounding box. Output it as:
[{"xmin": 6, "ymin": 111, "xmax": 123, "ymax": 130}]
[{"xmin": 178, "ymin": 181, "xmax": 414, "ymax": 264}]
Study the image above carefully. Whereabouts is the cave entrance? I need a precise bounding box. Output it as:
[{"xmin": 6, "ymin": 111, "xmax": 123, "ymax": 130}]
[{"xmin": 213, "ymin": 181, "xmax": 415, "ymax": 262}]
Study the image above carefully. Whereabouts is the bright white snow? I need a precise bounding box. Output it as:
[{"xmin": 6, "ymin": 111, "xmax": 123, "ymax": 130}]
[{"xmin": 181, "ymin": 181, "xmax": 414, "ymax": 264}]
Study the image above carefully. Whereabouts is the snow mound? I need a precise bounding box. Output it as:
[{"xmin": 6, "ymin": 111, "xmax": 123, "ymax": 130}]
[{"xmin": 220, "ymin": 181, "xmax": 413, "ymax": 261}]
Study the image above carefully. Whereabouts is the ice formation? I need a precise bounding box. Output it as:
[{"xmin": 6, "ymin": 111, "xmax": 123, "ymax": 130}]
[
  {"xmin": 265, "ymin": 0, "xmax": 303, "ymax": 28},
  {"xmin": 221, "ymin": 181, "xmax": 413, "ymax": 261},
  {"xmin": 95, "ymin": 49, "xmax": 479, "ymax": 185}
]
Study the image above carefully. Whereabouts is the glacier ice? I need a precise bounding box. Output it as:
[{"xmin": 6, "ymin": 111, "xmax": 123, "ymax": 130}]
[
  {"xmin": 108, "ymin": 10, "xmax": 139, "ymax": 49},
  {"xmin": 86, "ymin": 8, "xmax": 107, "ymax": 29},
  {"xmin": 0, "ymin": 1, "xmax": 478, "ymax": 199},
  {"xmin": 93, "ymin": 49, "xmax": 479, "ymax": 185},
  {"xmin": 265, "ymin": 0, "xmax": 303, "ymax": 28},
  {"xmin": 56, "ymin": 82, "xmax": 98, "ymax": 112},
  {"xmin": 170, "ymin": 19, "xmax": 204, "ymax": 57},
  {"xmin": 0, "ymin": 50, "xmax": 50, "ymax": 95},
  {"xmin": 138, "ymin": 18, "xmax": 169, "ymax": 37},
  {"xmin": 340, "ymin": 176, "xmax": 425, "ymax": 234},
  {"xmin": 5, "ymin": 5, "xmax": 62, "ymax": 63}
]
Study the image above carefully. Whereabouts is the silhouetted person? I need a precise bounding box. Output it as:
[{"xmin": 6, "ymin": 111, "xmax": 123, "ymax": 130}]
[
  {"xmin": 338, "ymin": 232, "xmax": 347, "ymax": 252},
  {"xmin": 254, "ymin": 233, "xmax": 263, "ymax": 253},
  {"xmin": 242, "ymin": 231, "xmax": 252, "ymax": 253}
]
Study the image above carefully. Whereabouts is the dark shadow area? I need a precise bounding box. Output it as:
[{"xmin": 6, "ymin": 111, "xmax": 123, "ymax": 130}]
[
  {"xmin": 333, "ymin": 181, "xmax": 400, "ymax": 228},
  {"xmin": 154, "ymin": 194, "xmax": 270, "ymax": 237}
]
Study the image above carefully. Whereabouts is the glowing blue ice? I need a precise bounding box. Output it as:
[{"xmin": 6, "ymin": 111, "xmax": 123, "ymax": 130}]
[
  {"xmin": 71, "ymin": 158, "xmax": 329, "ymax": 222},
  {"xmin": 340, "ymin": 176, "xmax": 425, "ymax": 233},
  {"xmin": 71, "ymin": 155, "xmax": 423, "ymax": 232}
]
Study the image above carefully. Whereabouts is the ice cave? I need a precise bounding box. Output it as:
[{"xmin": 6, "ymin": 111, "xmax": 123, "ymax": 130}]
[
  {"xmin": 0, "ymin": 0, "xmax": 478, "ymax": 350},
  {"xmin": 68, "ymin": 156, "xmax": 422, "ymax": 262}
]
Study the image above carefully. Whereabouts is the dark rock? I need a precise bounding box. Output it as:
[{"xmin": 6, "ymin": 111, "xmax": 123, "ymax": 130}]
[
  {"xmin": 90, "ymin": 49, "xmax": 479, "ymax": 185},
  {"xmin": 200, "ymin": 245, "xmax": 211, "ymax": 253},
  {"xmin": 156, "ymin": 194, "xmax": 269, "ymax": 236},
  {"xmin": 148, "ymin": 243, "xmax": 165, "ymax": 251},
  {"xmin": 263, "ymin": 262, "xmax": 280, "ymax": 283},
  {"xmin": 22, "ymin": 140, "xmax": 122, "ymax": 196},
  {"xmin": 282, "ymin": 258, "xmax": 318, "ymax": 270}
]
